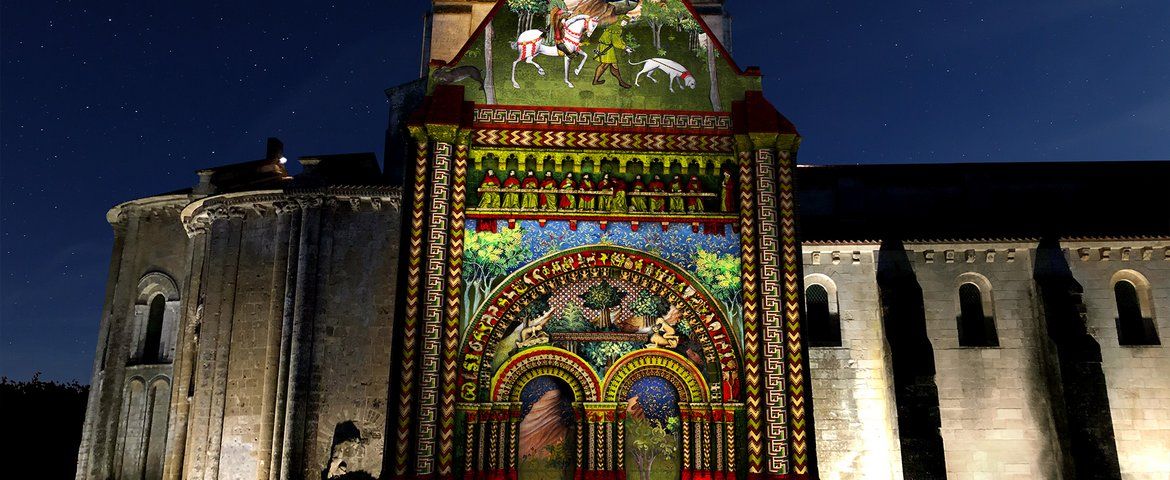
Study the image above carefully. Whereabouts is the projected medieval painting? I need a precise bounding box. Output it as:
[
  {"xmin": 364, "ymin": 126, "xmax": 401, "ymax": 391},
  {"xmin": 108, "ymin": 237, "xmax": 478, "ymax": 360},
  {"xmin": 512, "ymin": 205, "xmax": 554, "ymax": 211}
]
[{"xmin": 431, "ymin": 0, "xmax": 760, "ymax": 111}]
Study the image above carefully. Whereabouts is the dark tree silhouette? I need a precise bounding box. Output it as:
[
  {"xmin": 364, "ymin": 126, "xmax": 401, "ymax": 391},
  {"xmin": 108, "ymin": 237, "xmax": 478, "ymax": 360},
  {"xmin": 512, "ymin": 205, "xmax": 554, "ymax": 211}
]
[{"xmin": 0, "ymin": 373, "xmax": 89, "ymax": 478}]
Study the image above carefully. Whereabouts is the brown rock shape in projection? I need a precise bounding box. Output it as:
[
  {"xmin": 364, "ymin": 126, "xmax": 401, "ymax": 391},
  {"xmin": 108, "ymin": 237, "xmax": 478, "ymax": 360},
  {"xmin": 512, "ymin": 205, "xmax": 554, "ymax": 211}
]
[
  {"xmin": 519, "ymin": 389, "xmax": 569, "ymax": 459},
  {"xmin": 625, "ymin": 395, "xmax": 645, "ymax": 420}
]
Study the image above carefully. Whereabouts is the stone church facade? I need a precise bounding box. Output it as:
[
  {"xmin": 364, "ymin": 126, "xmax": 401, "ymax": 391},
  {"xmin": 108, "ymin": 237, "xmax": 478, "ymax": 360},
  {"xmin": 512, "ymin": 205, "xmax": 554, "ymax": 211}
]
[{"xmin": 77, "ymin": 1, "xmax": 1169, "ymax": 479}]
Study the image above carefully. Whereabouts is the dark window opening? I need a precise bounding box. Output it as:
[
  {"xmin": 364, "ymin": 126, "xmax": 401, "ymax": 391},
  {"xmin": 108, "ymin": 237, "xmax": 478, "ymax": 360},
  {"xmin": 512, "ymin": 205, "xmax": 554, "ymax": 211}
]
[
  {"xmin": 143, "ymin": 295, "xmax": 166, "ymax": 363},
  {"xmin": 957, "ymin": 283, "xmax": 998, "ymax": 347},
  {"xmin": 1115, "ymin": 281, "xmax": 1159, "ymax": 346},
  {"xmin": 806, "ymin": 284, "xmax": 841, "ymax": 347}
]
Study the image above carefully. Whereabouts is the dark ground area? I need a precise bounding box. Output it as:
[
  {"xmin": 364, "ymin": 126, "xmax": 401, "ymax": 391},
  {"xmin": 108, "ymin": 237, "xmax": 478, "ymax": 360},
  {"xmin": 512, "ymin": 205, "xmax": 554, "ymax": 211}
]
[{"xmin": 0, "ymin": 375, "xmax": 89, "ymax": 478}]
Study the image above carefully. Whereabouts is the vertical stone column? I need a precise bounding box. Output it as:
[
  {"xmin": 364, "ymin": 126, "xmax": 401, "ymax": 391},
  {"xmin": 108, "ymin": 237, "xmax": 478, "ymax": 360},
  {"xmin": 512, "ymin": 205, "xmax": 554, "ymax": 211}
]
[
  {"xmin": 680, "ymin": 403, "xmax": 693, "ymax": 480},
  {"xmin": 700, "ymin": 405, "xmax": 714, "ymax": 478},
  {"xmin": 155, "ymin": 214, "xmax": 206, "ymax": 480},
  {"xmin": 277, "ymin": 197, "xmax": 327, "ymax": 480},
  {"xmin": 459, "ymin": 404, "xmax": 478, "ymax": 480},
  {"xmin": 486, "ymin": 406, "xmax": 500, "ymax": 480},
  {"xmin": 394, "ymin": 137, "xmax": 429, "ymax": 478},
  {"xmin": 735, "ymin": 91, "xmax": 810, "ymax": 478},
  {"xmin": 441, "ymin": 133, "xmax": 471, "ymax": 478},
  {"xmin": 265, "ymin": 201, "xmax": 301, "ymax": 480},
  {"xmin": 416, "ymin": 129, "xmax": 455, "ymax": 477},
  {"xmin": 77, "ymin": 210, "xmax": 133, "ymax": 480},
  {"xmin": 477, "ymin": 404, "xmax": 492, "ymax": 476},
  {"xmin": 574, "ymin": 407, "xmax": 585, "ymax": 480},
  {"xmin": 582, "ymin": 403, "xmax": 616, "ymax": 480},
  {"xmin": 508, "ymin": 402, "xmax": 521, "ymax": 480},
  {"xmin": 722, "ymin": 403, "xmax": 741, "ymax": 479},
  {"xmin": 749, "ymin": 138, "xmax": 789, "ymax": 477},
  {"xmin": 203, "ymin": 205, "xmax": 247, "ymax": 480},
  {"xmin": 734, "ymin": 146, "xmax": 764, "ymax": 478},
  {"xmin": 615, "ymin": 404, "xmax": 626, "ymax": 480},
  {"xmin": 256, "ymin": 207, "xmax": 296, "ymax": 480}
]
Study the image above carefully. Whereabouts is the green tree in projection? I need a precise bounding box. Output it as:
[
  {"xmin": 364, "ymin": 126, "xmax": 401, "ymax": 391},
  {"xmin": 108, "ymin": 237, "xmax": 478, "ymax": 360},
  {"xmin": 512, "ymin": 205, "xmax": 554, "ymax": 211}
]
[
  {"xmin": 463, "ymin": 227, "xmax": 532, "ymax": 325},
  {"xmin": 692, "ymin": 249, "xmax": 742, "ymax": 327},
  {"xmin": 639, "ymin": 0, "xmax": 689, "ymax": 53},
  {"xmin": 579, "ymin": 280, "xmax": 628, "ymax": 329},
  {"xmin": 546, "ymin": 301, "xmax": 592, "ymax": 333},
  {"xmin": 507, "ymin": 0, "xmax": 548, "ymax": 34},
  {"xmin": 583, "ymin": 341, "xmax": 640, "ymax": 374},
  {"xmin": 626, "ymin": 416, "xmax": 680, "ymax": 480},
  {"xmin": 629, "ymin": 289, "xmax": 670, "ymax": 327}
]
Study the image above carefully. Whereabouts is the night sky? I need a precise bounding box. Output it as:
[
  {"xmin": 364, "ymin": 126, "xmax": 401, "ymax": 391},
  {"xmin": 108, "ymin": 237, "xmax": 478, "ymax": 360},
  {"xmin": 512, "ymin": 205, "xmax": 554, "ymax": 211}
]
[{"xmin": 2, "ymin": 1, "xmax": 1168, "ymax": 382}]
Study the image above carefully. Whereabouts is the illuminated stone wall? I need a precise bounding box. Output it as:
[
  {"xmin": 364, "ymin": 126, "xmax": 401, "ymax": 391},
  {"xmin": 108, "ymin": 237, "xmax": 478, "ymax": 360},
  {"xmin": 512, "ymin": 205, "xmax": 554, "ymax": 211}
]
[
  {"xmin": 1067, "ymin": 240, "xmax": 1170, "ymax": 479},
  {"xmin": 909, "ymin": 242, "xmax": 1064, "ymax": 479},
  {"xmin": 804, "ymin": 245, "xmax": 904, "ymax": 480}
]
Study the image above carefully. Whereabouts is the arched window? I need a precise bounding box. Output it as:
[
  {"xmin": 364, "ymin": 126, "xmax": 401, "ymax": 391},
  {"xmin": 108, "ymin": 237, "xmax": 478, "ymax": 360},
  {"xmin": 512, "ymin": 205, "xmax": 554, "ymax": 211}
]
[
  {"xmin": 1115, "ymin": 279, "xmax": 1159, "ymax": 346},
  {"xmin": 957, "ymin": 282, "xmax": 998, "ymax": 347},
  {"xmin": 806, "ymin": 283, "xmax": 841, "ymax": 347},
  {"xmin": 130, "ymin": 272, "xmax": 179, "ymax": 365},
  {"xmin": 142, "ymin": 294, "xmax": 166, "ymax": 363}
]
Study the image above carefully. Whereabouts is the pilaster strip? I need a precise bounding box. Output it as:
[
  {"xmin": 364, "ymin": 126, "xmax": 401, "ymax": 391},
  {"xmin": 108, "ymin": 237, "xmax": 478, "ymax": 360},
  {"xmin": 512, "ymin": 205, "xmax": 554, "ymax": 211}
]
[
  {"xmin": 755, "ymin": 148, "xmax": 789, "ymax": 474},
  {"xmin": 395, "ymin": 140, "xmax": 428, "ymax": 476},
  {"xmin": 778, "ymin": 151, "xmax": 808, "ymax": 475},
  {"xmin": 439, "ymin": 141, "xmax": 469, "ymax": 476},
  {"xmin": 738, "ymin": 152, "xmax": 764, "ymax": 475},
  {"xmin": 418, "ymin": 140, "xmax": 454, "ymax": 476}
]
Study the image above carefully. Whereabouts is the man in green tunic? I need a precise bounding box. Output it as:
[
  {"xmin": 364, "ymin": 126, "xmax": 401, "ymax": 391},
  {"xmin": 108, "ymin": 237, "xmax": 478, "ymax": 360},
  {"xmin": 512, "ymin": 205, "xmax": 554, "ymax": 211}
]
[
  {"xmin": 629, "ymin": 175, "xmax": 647, "ymax": 212},
  {"xmin": 668, "ymin": 175, "xmax": 686, "ymax": 213},
  {"xmin": 520, "ymin": 171, "xmax": 539, "ymax": 210},
  {"xmin": 478, "ymin": 169, "xmax": 501, "ymax": 209},
  {"xmin": 592, "ymin": 17, "xmax": 633, "ymax": 88}
]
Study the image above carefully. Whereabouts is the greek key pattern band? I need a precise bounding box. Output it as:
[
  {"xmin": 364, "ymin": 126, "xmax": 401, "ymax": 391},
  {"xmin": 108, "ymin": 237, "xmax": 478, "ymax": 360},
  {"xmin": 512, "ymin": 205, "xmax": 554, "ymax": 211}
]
[
  {"xmin": 473, "ymin": 105, "xmax": 733, "ymax": 133},
  {"xmin": 472, "ymin": 129, "xmax": 734, "ymax": 153},
  {"xmin": 416, "ymin": 141, "xmax": 453, "ymax": 475},
  {"xmin": 755, "ymin": 147, "xmax": 789, "ymax": 474}
]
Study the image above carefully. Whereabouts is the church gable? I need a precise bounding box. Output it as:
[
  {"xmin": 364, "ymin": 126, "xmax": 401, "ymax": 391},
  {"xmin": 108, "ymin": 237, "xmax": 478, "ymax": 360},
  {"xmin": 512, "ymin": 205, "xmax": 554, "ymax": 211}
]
[{"xmin": 431, "ymin": 0, "xmax": 759, "ymax": 111}]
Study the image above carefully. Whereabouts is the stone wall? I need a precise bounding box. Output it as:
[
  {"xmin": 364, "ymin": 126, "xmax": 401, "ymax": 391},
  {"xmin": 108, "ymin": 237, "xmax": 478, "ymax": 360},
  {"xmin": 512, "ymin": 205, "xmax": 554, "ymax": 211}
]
[
  {"xmin": 909, "ymin": 242, "xmax": 1064, "ymax": 479},
  {"xmin": 804, "ymin": 245, "xmax": 904, "ymax": 480},
  {"xmin": 1067, "ymin": 240, "xmax": 1170, "ymax": 479},
  {"xmin": 77, "ymin": 198, "xmax": 192, "ymax": 480},
  {"xmin": 808, "ymin": 239, "xmax": 1170, "ymax": 478}
]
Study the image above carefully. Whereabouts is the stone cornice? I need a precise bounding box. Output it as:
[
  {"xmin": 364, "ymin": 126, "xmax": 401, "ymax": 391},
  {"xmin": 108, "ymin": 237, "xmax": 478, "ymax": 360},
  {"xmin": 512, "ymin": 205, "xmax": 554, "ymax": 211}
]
[
  {"xmin": 173, "ymin": 186, "xmax": 403, "ymax": 237},
  {"xmin": 106, "ymin": 194, "xmax": 193, "ymax": 226}
]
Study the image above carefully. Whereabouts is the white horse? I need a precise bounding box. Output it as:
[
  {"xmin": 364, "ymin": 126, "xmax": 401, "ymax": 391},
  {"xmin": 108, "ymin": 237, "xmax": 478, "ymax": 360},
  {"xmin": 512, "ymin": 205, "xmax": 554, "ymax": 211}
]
[{"xmin": 511, "ymin": 14, "xmax": 599, "ymax": 89}]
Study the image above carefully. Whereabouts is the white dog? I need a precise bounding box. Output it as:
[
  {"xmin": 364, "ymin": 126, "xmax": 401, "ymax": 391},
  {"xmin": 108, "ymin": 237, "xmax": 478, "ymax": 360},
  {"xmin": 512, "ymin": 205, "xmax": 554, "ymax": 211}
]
[{"xmin": 628, "ymin": 57, "xmax": 697, "ymax": 92}]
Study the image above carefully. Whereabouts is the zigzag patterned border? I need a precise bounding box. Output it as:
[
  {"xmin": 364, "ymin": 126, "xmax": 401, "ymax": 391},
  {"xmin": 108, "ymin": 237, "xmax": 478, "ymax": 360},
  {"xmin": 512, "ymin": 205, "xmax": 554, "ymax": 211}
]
[
  {"xmin": 417, "ymin": 141, "xmax": 454, "ymax": 476},
  {"xmin": 394, "ymin": 140, "xmax": 428, "ymax": 476},
  {"xmin": 473, "ymin": 105, "xmax": 733, "ymax": 134},
  {"xmin": 755, "ymin": 148, "xmax": 789, "ymax": 474},
  {"xmin": 472, "ymin": 129, "xmax": 734, "ymax": 153},
  {"xmin": 739, "ymin": 153, "xmax": 764, "ymax": 476},
  {"xmin": 438, "ymin": 143, "xmax": 468, "ymax": 476},
  {"xmin": 778, "ymin": 151, "xmax": 809, "ymax": 475}
]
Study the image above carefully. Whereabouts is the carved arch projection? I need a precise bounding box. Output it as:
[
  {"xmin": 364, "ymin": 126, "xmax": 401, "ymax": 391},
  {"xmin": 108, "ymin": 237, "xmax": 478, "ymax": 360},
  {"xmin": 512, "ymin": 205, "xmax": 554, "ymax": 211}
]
[
  {"xmin": 460, "ymin": 245, "xmax": 742, "ymax": 402},
  {"xmin": 601, "ymin": 349, "xmax": 709, "ymax": 403},
  {"xmin": 491, "ymin": 346, "xmax": 603, "ymax": 402}
]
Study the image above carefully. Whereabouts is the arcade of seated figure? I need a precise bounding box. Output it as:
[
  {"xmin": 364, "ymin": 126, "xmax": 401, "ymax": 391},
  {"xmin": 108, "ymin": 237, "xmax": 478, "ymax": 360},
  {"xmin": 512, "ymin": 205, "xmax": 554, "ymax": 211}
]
[{"xmin": 474, "ymin": 169, "xmax": 737, "ymax": 215}]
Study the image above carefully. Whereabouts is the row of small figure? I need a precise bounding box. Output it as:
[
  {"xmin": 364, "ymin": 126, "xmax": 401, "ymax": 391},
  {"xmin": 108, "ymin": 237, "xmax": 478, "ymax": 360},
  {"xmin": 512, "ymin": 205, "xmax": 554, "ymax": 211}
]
[{"xmin": 477, "ymin": 170, "xmax": 729, "ymax": 213}]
